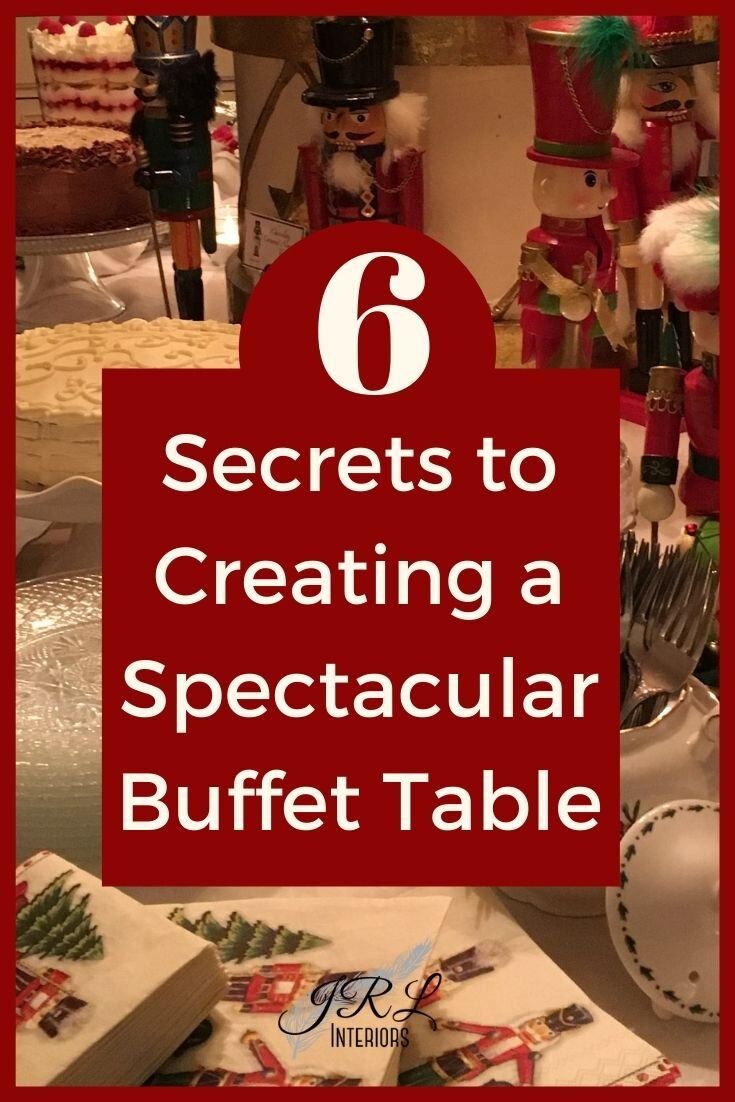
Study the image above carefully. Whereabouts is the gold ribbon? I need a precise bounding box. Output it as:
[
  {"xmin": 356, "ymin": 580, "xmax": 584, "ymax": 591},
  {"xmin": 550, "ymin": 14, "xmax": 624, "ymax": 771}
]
[{"xmin": 520, "ymin": 246, "xmax": 624, "ymax": 350}]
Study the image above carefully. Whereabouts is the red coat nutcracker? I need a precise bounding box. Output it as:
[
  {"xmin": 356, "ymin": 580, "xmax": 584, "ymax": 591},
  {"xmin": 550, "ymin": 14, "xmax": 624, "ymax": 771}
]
[
  {"xmin": 610, "ymin": 16, "xmax": 719, "ymax": 392},
  {"xmin": 636, "ymin": 194, "xmax": 719, "ymax": 528},
  {"xmin": 520, "ymin": 17, "xmax": 638, "ymax": 369},
  {"xmin": 224, "ymin": 964, "xmax": 363, "ymax": 1014},
  {"xmin": 15, "ymin": 957, "xmax": 87, "ymax": 1038},
  {"xmin": 225, "ymin": 963, "xmax": 319, "ymax": 1013},
  {"xmin": 399, "ymin": 1005, "xmax": 594, "ymax": 1086},
  {"xmin": 147, "ymin": 1031, "xmax": 361, "ymax": 1087},
  {"xmin": 299, "ymin": 16, "xmax": 425, "ymax": 232},
  {"xmin": 419, "ymin": 939, "xmax": 507, "ymax": 1007}
]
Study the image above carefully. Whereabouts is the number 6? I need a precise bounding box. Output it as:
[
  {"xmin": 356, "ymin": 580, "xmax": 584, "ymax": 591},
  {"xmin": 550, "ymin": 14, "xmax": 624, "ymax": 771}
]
[{"xmin": 318, "ymin": 251, "xmax": 430, "ymax": 395}]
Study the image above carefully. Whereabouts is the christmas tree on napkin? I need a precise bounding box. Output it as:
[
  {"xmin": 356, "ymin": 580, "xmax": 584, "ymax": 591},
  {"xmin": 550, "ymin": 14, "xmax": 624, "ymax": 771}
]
[{"xmin": 15, "ymin": 852, "xmax": 227, "ymax": 1087}]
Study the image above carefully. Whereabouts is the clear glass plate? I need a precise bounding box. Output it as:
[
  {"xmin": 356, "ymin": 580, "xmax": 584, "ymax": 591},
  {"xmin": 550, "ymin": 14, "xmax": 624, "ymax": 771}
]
[{"xmin": 16, "ymin": 572, "xmax": 102, "ymax": 873}]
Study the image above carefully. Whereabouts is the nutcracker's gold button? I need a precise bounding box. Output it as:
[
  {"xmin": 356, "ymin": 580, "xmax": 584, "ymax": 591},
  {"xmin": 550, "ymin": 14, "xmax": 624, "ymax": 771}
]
[{"xmin": 560, "ymin": 291, "xmax": 591, "ymax": 323}]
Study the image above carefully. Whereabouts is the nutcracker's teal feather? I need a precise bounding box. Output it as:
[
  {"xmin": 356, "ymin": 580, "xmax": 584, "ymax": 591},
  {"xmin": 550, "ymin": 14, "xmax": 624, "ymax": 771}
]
[
  {"xmin": 692, "ymin": 193, "xmax": 720, "ymax": 246},
  {"xmin": 660, "ymin": 320, "xmax": 682, "ymax": 368},
  {"xmin": 682, "ymin": 192, "xmax": 719, "ymax": 244},
  {"xmin": 574, "ymin": 16, "xmax": 641, "ymax": 93},
  {"xmin": 686, "ymin": 194, "xmax": 719, "ymax": 284}
]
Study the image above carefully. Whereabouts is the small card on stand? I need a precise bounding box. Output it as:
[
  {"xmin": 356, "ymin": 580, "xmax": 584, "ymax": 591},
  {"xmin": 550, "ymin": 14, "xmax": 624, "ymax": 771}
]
[
  {"xmin": 148, "ymin": 895, "xmax": 451, "ymax": 1087},
  {"xmin": 242, "ymin": 209, "xmax": 306, "ymax": 271},
  {"xmin": 15, "ymin": 852, "xmax": 227, "ymax": 1087}
]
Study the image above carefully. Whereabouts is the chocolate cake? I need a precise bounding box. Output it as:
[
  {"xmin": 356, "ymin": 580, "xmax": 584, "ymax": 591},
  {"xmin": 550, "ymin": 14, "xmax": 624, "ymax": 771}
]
[{"xmin": 16, "ymin": 123, "xmax": 149, "ymax": 237}]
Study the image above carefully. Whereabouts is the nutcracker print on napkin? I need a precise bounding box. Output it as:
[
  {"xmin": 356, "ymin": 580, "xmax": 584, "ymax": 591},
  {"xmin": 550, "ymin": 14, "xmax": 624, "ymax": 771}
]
[
  {"xmin": 148, "ymin": 896, "xmax": 451, "ymax": 1087},
  {"xmin": 16, "ymin": 852, "xmax": 227, "ymax": 1087},
  {"xmin": 398, "ymin": 894, "xmax": 680, "ymax": 1087}
]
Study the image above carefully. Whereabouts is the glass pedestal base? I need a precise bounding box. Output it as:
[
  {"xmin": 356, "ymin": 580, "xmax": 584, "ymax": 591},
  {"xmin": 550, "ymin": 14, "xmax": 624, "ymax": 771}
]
[
  {"xmin": 15, "ymin": 222, "xmax": 165, "ymax": 331},
  {"xmin": 17, "ymin": 253, "xmax": 125, "ymax": 330}
]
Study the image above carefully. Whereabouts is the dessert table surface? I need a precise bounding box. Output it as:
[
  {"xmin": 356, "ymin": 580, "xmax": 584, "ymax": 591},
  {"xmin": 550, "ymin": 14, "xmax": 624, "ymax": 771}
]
[{"xmin": 15, "ymin": 248, "xmax": 715, "ymax": 1086}]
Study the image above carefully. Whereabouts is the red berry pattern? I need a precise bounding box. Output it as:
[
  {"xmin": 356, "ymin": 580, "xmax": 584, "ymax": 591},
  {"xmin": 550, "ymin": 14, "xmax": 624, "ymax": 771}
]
[
  {"xmin": 58, "ymin": 16, "xmax": 79, "ymax": 25},
  {"xmin": 78, "ymin": 22, "xmax": 97, "ymax": 37}
]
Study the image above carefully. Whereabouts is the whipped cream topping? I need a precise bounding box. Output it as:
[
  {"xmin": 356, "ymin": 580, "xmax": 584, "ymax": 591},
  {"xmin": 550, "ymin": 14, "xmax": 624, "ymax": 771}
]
[{"xmin": 29, "ymin": 20, "xmax": 134, "ymax": 65}]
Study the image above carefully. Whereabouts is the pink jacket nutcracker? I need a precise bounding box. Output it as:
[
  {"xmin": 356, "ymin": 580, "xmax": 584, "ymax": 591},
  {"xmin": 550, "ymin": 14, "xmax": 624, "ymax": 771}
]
[
  {"xmin": 636, "ymin": 194, "xmax": 719, "ymax": 526},
  {"xmin": 610, "ymin": 16, "xmax": 719, "ymax": 391},
  {"xmin": 298, "ymin": 16, "xmax": 426, "ymax": 232},
  {"xmin": 520, "ymin": 17, "xmax": 638, "ymax": 369}
]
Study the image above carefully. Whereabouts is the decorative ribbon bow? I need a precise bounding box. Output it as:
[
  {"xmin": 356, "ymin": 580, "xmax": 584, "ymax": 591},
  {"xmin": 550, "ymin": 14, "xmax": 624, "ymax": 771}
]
[{"xmin": 521, "ymin": 247, "xmax": 624, "ymax": 350}]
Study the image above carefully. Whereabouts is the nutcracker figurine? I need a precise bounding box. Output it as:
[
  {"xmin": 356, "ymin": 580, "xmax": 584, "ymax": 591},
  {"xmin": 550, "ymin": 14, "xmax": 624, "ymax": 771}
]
[
  {"xmin": 148, "ymin": 1030, "xmax": 361, "ymax": 1087},
  {"xmin": 520, "ymin": 17, "xmax": 638, "ymax": 368},
  {"xmin": 224, "ymin": 964, "xmax": 364, "ymax": 1013},
  {"xmin": 636, "ymin": 193, "xmax": 719, "ymax": 532},
  {"xmin": 399, "ymin": 1005, "xmax": 594, "ymax": 1087},
  {"xmin": 299, "ymin": 16, "xmax": 426, "ymax": 232},
  {"xmin": 419, "ymin": 940, "xmax": 507, "ymax": 1007},
  {"xmin": 610, "ymin": 16, "xmax": 719, "ymax": 392},
  {"xmin": 129, "ymin": 15, "xmax": 218, "ymax": 320}
]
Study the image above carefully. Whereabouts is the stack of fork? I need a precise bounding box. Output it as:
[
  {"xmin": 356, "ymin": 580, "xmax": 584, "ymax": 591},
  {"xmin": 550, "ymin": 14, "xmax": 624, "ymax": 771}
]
[{"xmin": 620, "ymin": 532, "xmax": 718, "ymax": 730}]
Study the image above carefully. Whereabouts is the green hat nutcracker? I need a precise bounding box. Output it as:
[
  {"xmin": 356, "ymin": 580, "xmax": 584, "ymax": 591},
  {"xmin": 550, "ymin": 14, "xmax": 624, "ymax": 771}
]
[{"xmin": 129, "ymin": 15, "xmax": 219, "ymax": 320}]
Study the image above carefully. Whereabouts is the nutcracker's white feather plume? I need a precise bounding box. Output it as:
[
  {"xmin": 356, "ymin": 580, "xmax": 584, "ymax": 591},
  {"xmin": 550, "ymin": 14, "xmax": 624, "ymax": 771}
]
[
  {"xmin": 693, "ymin": 63, "xmax": 720, "ymax": 139},
  {"xmin": 613, "ymin": 75, "xmax": 645, "ymax": 148},
  {"xmin": 383, "ymin": 91, "xmax": 427, "ymax": 159},
  {"xmin": 323, "ymin": 150, "xmax": 371, "ymax": 195},
  {"xmin": 671, "ymin": 120, "xmax": 699, "ymax": 174},
  {"xmin": 640, "ymin": 194, "xmax": 719, "ymax": 295}
]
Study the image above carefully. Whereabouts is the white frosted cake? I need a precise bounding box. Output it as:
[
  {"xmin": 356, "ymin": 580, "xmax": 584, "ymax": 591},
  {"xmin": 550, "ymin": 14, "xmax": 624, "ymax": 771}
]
[
  {"xmin": 29, "ymin": 16, "xmax": 137, "ymax": 127},
  {"xmin": 16, "ymin": 319, "xmax": 241, "ymax": 489}
]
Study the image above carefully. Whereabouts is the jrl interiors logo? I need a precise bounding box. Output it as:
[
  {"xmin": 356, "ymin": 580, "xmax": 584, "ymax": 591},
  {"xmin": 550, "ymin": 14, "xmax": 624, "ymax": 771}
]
[{"xmin": 277, "ymin": 942, "xmax": 441, "ymax": 1053}]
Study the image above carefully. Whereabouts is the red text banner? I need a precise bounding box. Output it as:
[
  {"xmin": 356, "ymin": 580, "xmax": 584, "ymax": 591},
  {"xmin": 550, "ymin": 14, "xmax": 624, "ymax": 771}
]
[{"xmin": 102, "ymin": 223, "xmax": 620, "ymax": 887}]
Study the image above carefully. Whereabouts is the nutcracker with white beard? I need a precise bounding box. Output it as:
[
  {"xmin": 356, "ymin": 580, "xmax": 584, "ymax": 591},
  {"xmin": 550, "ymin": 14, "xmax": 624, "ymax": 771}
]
[
  {"xmin": 610, "ymin": 16, "xmax": 719, "ymax": 392},
  {"xmin": 298, "ymin": 16, "xmax": 426, "ymax": 232}
]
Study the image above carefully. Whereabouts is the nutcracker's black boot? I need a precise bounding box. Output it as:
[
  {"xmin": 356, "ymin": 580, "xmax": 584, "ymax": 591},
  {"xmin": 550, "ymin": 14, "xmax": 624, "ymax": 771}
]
[
  {"xmin": 174, "ymin": 266, "xmax": 204, "ymax": 321},
  {"xmin": 630, "ymin": 308, "xmax": 662, "ymax": 394},
  {"xmin": 668, "ymin": 303, "xmax": 694, "ymax": 371}
]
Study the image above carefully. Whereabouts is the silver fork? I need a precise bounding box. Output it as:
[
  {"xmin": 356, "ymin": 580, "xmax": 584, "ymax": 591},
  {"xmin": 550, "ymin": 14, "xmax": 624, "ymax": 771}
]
[
  {"xmin": 622, "ymin": 553, "xmax": 718, "ymax": 729},
  {"xmin": 620, "ymin": 544, "xmax": 673, "ymax": 720},
  {"xmin": 620, "ymin": 539, "xmax": 634, "ymax": 653}
]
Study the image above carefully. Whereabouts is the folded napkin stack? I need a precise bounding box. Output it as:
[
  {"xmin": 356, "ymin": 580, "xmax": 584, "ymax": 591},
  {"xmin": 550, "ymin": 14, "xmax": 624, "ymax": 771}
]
[
  {"xmin": 16, "ymin": 855, "xmax": 681, "ymax": 1088},
  {"xmin": 15, "ymin": 852, "xmax": 227, "ymax": 1087}
]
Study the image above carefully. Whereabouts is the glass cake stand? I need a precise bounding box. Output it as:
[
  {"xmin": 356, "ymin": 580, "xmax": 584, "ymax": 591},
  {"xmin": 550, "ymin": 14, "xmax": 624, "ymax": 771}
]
[{"xmin": 16, "ymin": 221, "xmax": 167, "ymax": 331}]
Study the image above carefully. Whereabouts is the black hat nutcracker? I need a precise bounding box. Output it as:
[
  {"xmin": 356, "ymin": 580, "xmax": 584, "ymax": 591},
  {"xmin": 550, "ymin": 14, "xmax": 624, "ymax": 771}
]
[
  {"xmin": 129, "ymin": 15, "xmax": 218, "ymax": 320},
  {"xmin": 299, "ymin": 16, "xmax": 426, "ymax": 231}
]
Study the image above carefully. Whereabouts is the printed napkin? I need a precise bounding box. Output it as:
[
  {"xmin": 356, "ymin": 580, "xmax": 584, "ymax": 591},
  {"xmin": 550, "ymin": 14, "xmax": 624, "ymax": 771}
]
[
  {"xmin": 15, "ymin": 852, "xmax": 227, "ymax": 1086},
  {"xmin": 398, "ymin": 892, "xmax": 680, "ymax": 1088},
  {"xmin": 148, "ymin": 896, "xmax": 451, "ymax": 1087}
]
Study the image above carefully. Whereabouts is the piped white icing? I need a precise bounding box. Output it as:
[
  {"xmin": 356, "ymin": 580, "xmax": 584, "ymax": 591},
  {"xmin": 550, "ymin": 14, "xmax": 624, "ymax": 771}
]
[{"xmin": 16, "ymin": 319, "xmax": 241, "ymax": 488}]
